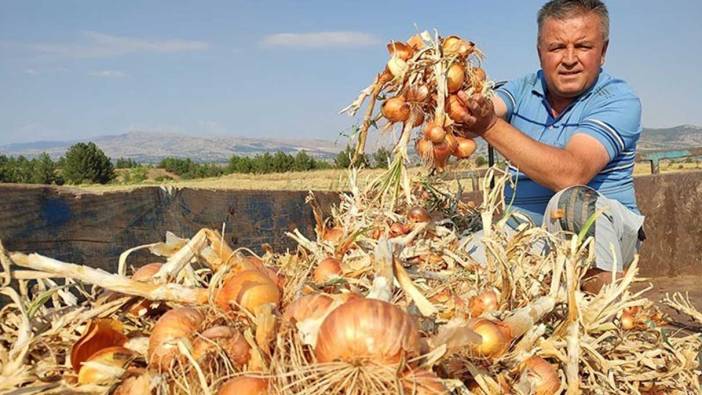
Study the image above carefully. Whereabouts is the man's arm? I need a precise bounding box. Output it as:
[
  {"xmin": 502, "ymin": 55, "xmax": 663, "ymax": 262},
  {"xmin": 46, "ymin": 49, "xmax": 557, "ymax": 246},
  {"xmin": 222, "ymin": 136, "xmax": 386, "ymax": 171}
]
[{"xmin": 456, "ymin": 93, "xmax": 610, "ymax": 191}]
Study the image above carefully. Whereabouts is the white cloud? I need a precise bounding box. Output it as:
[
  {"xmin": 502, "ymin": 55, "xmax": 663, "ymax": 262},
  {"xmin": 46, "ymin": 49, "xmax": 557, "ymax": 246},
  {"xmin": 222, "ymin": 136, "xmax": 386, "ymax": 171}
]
[
  {"xmin": 6, "ymin": 31, "xmax": 209, "ymax": 58},
  {"xmin": 261, "ymin": 31, "xmax": 380, "ymax": 48},
  {"xmin": 24, "ymin": 68, "xmax": 38, "ymax": 75},
  {"xmin": 89, "ymin": 70, "xmax": 127, "ymax": 78}
]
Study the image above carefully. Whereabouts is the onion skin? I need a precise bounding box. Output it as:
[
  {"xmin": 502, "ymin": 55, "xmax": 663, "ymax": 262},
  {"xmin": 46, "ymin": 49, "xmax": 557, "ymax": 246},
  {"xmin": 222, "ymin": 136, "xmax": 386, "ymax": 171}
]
[
  {"xmin": 523, "ymin": 356, "xmax": 560, "ymax": 395},
  {"xmin": 215, "ymin": 270, "xmax": 281, "ymax": 313},
  {"xmin": 441, "ymin": 36, "xmax": 474, "ymax": 58},
  {"xmin": 415, "ymin": 138, "xmax": 434, "ymax": 160},
  {"xmin": 446, "ymin": 63, "xmax": 465, "ymax": 93},
  {"xmin": 454, "ymin": 137, "xmax": 477, "ymax": 159},
  {"xmin": 402, "ymin": 368, "xmax": 448, "ymax": 395},
  {"xmin": 77, "ymin": 346, "xmax": 134, "ymax": 384},
  {"xmin": 408, "ymin": 207, "xmax": 431, "ymax": 223},
  {"xmin": 469, "ymin": 289, "xmax": 498, "ymax": 317},
  {"xmin": 71, "ymin": 319, "xmax": 126, "ymax": 372},
  {"xmin": 432, "ymin": 141, "xmax": 453, "ymax": 169},
  {"xmin": 313, "ymin": 257, "xmax": 343, "ymax": 285},
  {"xmin": 218, "ymin": 376, "xmax": 269, "ymax": 395},
  {"xmin": 315, "ymin": 298, "xmax": 421, "ymax": 364},
  {"xmin": 148, "ymin": 307, "xmax": 203, "ymax": 370},
  {"xmin": 131, "ymin": 263, "xmax": 163, "ymax": 281},
  {"xmin": 382, "ymin": 96, "xmax": 411, "ymax": 123},
  {"xmin": 192, "ymin": 326, "xmax": 250, "ymax": 367},
  {"xmin": 323, "ymin": 226, "xmax": 344, "ymax": 243},
  {"xmin": 283, "ymin": 293, "xmax": 360, "ymax": 324},
  {"xmin": 406, "ymin": 84, "xmax": 429, "ymax": 103},
  {"xmin": 386, "ymin": 41, "xmax": 414, "ymax": 61}
]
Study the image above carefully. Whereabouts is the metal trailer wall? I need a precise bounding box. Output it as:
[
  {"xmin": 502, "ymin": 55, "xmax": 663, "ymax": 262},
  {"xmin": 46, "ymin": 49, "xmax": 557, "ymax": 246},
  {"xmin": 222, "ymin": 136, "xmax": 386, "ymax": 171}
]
[{"xmin": 0, "ymin": 170, "xmax": 700, "ymax": 277}]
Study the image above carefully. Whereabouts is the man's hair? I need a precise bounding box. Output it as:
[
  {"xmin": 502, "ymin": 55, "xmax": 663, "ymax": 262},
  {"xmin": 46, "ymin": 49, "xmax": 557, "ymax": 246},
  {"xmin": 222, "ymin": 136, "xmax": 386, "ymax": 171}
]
[{"xmin": 538, "ymin": 0, "xmax": 610, "ymax": 42}]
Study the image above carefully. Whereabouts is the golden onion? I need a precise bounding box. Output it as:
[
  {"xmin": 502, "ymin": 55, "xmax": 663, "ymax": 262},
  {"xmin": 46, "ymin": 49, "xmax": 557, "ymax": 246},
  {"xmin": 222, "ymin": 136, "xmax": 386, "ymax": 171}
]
[
  {"xmin": 71, "ymin": 319, "xmax": 126, "ymax": 372},
  {"xmin": 382, "ymin": 96, "xmax": 411, "ymax": 123},
  {"xmin": 454, "ymin": 136, "xmax": 477, "ymax": 159},
  {"xmin": 446, "ymin": 95, "xmax": 468, "ymax": 123},
  {"xmin": 446, "ymin": 63, "xmax": 466, "ymax": 93},
  {"xmin": 148, "ymin": 307, "xmax": 203, "ymax": 370},
  {"xmin": 415, "ymin": 138, "xmax": 434, "ymax": 160},
  {"xmin": 523, "ymin": 356, "xmax": 561, "ymax": 395},
  {"xmin": 402, "ymin": 368, "xmax": 448, "ymax": 395},
  {"xmin": 192, "ymin": 326, "xmax": 250, "ymax": 367},
  {"xmin": 470, "ymin": 318, "xmax": 511, "ymax": 358},
  {"xmin": 441, "ymin": 35, "xmax": 474, "ymax": 58},
  {"xmin": 215, "ymin": 269, "xmax": 281, "ymax": 313},
  {"xmin": 77, "ymin": 346, "xmax": 134, "ymax": 384},
  {"xmin": 423, "ymin": 122, "xmax": 447, "ymax": 144},
  {"xmin": 386, "ymin": 41, "xmax": 415, "ymax": 61},
  {"xmin": 469, "ymin": 289, "xmax": 498, "ymax": 317},
  {"xmin": 406, "ymin": 84, "xmax": 429, "ymax": 103},
  {"xmin": 315, "ymin": 298, "xmax": 421, "ymax": 363},
  {"xmin": 313, "ymin": 257, "xmax": 343, "ymax": 285},
  {"xmin": 408, "ymin": 206, "xmax": 431, "ymax": 223},
  {"xmin": 322, "ymin": 226, "xmax": 344, "ymax": 243},
  {"xmin": 218, "ymin": 376, "xmax": 269, "ymax": 395}
]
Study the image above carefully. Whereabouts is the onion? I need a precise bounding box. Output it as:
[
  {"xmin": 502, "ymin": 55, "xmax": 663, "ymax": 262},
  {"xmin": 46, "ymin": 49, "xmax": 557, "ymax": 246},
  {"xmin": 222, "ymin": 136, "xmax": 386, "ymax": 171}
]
[
  {"xmin": 410, "ymin": 109, "xmax": 426, "ymax": 127},
  {"xmin": 215, "ymin": 270, "xmax": 281, "ymax": 313},
  {"xmin": 620, "ymin": 306, "xmax": 641, "ymax": 330},
  {"xmin": 382, "ymin": 96, "xmax": 411, "ymax": 123},
  {"xmin": 522, "ymin": 356, "xmax": 560, "ymax": 395},
  {"xmin": 423, "ymin": 122, "xmax": 447, "ymax": 144},
  {"xmin": 192, "ymin": 326, "xmax": 250, "ymax": 367},
  {"xmin": 218, "ymin": 376, "xmax": 269, "ymax": 395},
  {"xmin": 71, "ymin": 319, "xmax": 126, "ymax": 372},
  {"xmin": 386, "ymin": 41, "xmax": 414, "ymax": 61},
  {"xmin": 441, "ymin": 35, "xmax": 474, "ymax": 57},
  {"xmin": 471, "ymin": 67, "xmax": 487, "ymax": 82},
  {"xmin": 283, "ymin": 293, "xmax": 360, "ymax": 323},
  {"xmin": 407, "ymin": 34, "xmax": 425, "ymax": 51},
  {"xmin": 415, "ymin": 138, "xmax": 434, "ymax": 160},
  {"xmin": 131, "ymin": 262, "xmax": 162, "ymax": 281},
  {"xmin": 390, "ymin": 222, "xmax": 412, "ymax": 237},
  {"xmin": 446, "ymin": 94, "xmax": 468, "ymax": 123},
  {"xmin": 408, "ymin": 206, "xmax": 431, "ymax": 223},
  {"xmin": 432, "ymin": 141, "xmax": 453, "ymax": 169},
  {"xmin": 148, "ymin": 307, "xmax": 203, "ymax": 370},
  {"xmin": 454, "ymin": 136, "xmax": 477, "ymax": 159},
  {"xmin": 469, "ymin": 319, "xmax": 511, "ymax": 358},
  {"xmin": 469, "ymin": 289, "xmax": 498, "ymax": 317},
  {"xmin": 446, "ymin": 63, "xmax": 465, "ymax": 93},
  {"xmin": 406, "ymin": 84, "xmax": 429, "ymax": 103},
  {"xmin": 313, "ymin": 257, "xmax": 343, "ymax": 285},
  {"xmin": 387, "ymin": 56, "xmax": 409, "ymax": 78},
  {"xmin": 113, "ymin": 372, "xmax": 152, "ymax": 395},
  {"xmin": 315, "ymin": 298, "xmax": 421, "ymax": 363},
  {"xmin": 77, "ymin": 346, "xmax": 134, "ymax": 384},
  {"xmin": 322, "ymin": 226, "xmax": 344, "ymax": 243},
  {"xmin": 444, "ymin": 132, "xmax": 458, "ymax": 152},
  {"xmin": 402, "ymin": 368, "xmax": 448, "ymax": 395}
]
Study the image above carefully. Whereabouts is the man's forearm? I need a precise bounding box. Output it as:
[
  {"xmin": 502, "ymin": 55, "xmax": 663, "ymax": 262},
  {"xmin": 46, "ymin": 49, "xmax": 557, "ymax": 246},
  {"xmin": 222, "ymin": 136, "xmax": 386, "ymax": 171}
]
[{"xmin": 482, "ymin": 119, "xmax": 593, "ymax": 191}]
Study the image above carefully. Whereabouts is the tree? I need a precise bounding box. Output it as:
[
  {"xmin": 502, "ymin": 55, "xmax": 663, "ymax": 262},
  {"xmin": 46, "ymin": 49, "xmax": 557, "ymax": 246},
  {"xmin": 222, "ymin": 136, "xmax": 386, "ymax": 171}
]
[
  {"xmin": 372, "ymin": 147, "xmax": 391, "ymax": 169},
  {"xmin": 31, "ymin": 153, "xmax": 57, "ymax": 184},
  {"xmin": 475, "ymin": 155, "xmax": 487, "ymax": 167},
  {"xmin": 335, "ymin": 146, "xmax": 368, "ymax": 168},
  {"xmin": 62, "ymin": 142, "xmax": 115, "ymax": 184}
]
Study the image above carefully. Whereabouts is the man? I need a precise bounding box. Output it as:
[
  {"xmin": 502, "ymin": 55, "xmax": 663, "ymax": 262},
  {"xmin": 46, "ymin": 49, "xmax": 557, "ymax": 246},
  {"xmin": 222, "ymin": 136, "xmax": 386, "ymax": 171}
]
[{"xmin": 457, "ymin": 0, "xmax": 644, "ymax": 293}]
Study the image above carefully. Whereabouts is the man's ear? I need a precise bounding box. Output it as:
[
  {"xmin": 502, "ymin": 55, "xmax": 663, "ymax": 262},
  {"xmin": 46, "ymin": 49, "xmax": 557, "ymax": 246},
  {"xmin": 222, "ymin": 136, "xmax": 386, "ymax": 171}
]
[{"xmin": 600, "ymin": 40, "xmax": 609, "ymax": 66}]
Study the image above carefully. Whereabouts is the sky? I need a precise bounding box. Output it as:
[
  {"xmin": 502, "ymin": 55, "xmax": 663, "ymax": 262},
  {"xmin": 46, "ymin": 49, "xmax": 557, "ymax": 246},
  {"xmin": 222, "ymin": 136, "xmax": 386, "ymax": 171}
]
[{"xmin": 1, "ymin": 0, "xmax": 701, "ymax": 146}]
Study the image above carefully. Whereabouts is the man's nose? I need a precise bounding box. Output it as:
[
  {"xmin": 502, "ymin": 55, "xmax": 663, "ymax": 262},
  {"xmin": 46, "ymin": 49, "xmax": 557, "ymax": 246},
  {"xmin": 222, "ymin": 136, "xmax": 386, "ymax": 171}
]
[{"xmin": 562, "ymin": 47, "xmax": 577, "ymax": 66}]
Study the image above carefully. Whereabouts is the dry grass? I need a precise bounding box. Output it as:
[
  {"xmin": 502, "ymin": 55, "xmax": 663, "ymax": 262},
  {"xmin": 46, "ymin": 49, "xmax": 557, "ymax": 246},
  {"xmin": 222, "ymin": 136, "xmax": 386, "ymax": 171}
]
[{"xmin": 76, "ymin": 161, "xmax": 702, "ymax": 194}]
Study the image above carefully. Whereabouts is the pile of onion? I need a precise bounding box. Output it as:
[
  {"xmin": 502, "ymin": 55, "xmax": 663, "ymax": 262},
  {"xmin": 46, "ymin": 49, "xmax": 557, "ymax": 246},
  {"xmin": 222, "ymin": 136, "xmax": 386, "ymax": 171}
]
[
  {"xmin": 215, "ymin": 269, "xmax": 281, "ymax": 313},
  {"xmin": 148, "ymin": 307, "xmax": 203, "ymax": 370},
  {"xmin": 520, "ymin": 356, "xmax": 561, "ymax": 395},
  {"xmin": 313, "ymin": 257, "xmax": 343, "ymax": 285},
  {"xmin": 218, "ymin": 376, "xmax": 269, "ymax": 395}
]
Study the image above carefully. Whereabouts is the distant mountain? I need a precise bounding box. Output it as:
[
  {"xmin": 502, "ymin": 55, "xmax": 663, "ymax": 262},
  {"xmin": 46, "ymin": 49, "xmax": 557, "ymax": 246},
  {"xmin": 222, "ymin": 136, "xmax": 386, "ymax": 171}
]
[
  {"xmin": 637, "ymin": 124, "xmax": 702, "ymax": 151},
  {"xmin": 1, "ymin": 125, "xmax": 700, "ymax": 163},
  {"xmin": 0, "ymin": 131, "xmax": 344, "ymax": 163}
]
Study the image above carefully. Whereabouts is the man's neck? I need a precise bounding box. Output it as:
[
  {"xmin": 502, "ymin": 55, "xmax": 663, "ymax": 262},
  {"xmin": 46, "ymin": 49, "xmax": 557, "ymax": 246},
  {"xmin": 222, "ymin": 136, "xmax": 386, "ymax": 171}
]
[{"xmin": 546, "ymin": 94, "xmax": 574, "ymax": 117}]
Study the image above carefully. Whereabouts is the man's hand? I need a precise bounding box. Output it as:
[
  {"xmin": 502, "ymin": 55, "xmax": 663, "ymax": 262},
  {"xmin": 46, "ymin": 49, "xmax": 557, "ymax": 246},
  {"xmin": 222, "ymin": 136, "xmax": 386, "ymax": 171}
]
[{"xmin": 455, "ymin": 91, "xmax": 498, "ymax": 136}]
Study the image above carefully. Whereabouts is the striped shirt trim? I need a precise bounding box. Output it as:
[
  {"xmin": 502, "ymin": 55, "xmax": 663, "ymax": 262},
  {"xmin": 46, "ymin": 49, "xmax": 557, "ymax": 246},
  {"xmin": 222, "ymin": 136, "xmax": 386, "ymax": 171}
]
[
  {"xmin": 582, "ymin": 119, "xmax": 625, "ymax": 151},
  {"xmin": 497, "ymin": 88, "xmax": 517, "ymax": 111},
  {"xmin": 601, "ymin": 162, "xmax": 635, "ymax": 174}
]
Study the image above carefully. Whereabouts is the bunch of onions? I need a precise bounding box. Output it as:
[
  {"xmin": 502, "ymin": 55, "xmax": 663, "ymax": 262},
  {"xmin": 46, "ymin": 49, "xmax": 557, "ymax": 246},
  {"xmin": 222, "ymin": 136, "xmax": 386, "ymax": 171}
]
[
  {"xmin": 192, "ymin": 326, "xmax": 250, "ymax": 367},
  {"xmin": 314, "ymin": 298, "xmax": 421, "ymax": 363},
  {"xmin": 313, "ymin": 257, "xmax": 343, "ymax": 285},
  {"xmin": 148, "ymin": 307, "xmax": 204, "ymax": 370},
  {"xmin": 453, "ymin": 136, "xmax": 477, "ymax": 160},
  {"xmin": 215, "ymin": 269, "xmax": 281, "ymax": 313},
  {"xmin": 382, "ymin": 96, "xmax": 411, "ymax": 123},
  {"xmin": 446, "ymin": 63, "xmax": 466, "ymax": 93},
  {"xmin": 468, "ymin": 318, "xmax": 511, "ymax": 358},
  {"xmin": 520, "ymin": 356, "xmax": 561, "ymax": 395},
  {"xmin": 218, "ymin": 376, "xmax": 269, "ymax": 395},
  {"xmin": 469, "ymin": 289, "xmax": 499, "ymax": 317}
]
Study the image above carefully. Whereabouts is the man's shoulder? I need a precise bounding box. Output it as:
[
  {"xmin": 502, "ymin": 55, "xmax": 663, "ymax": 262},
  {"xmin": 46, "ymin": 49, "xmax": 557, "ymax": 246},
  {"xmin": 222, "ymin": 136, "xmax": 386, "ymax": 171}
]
[{"xmin": 589, "ymin": 71, "xmax": 640, "ymax": 102}]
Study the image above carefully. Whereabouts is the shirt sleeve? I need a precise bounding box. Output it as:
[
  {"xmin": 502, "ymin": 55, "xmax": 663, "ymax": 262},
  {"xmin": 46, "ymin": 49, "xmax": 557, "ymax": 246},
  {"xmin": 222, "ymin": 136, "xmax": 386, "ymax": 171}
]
[
  {"xmin": 578, "ymin": 92, "xmax": 642, "ymax": 160},
  {"xmin": 494, "ymin": 78, "xmax": 522, "ymax": 121}
]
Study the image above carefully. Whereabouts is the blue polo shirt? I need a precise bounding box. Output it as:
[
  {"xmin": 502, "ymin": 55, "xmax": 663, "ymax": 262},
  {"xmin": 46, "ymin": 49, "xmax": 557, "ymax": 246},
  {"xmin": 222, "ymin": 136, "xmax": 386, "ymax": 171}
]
[{"xmin": 495, "ymin": 69, "xmax": 642, "ymax": 225}]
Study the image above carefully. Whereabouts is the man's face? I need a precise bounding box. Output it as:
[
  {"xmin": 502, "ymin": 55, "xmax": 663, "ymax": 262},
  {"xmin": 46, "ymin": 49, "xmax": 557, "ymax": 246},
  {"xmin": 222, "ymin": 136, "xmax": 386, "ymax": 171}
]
[{"xmin": 538, "ymin": 12, "xmax": 609, "ymax": 100}]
